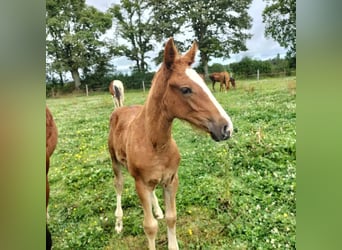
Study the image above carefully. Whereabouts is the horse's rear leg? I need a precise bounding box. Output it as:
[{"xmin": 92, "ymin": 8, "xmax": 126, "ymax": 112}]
[
  {"xmin": 151, "ymin": 190, "xmax": 164, "ymax": 219},
  {"xmin": 111, "ymin": 157, "xmax": 124, "ymax": 233}
]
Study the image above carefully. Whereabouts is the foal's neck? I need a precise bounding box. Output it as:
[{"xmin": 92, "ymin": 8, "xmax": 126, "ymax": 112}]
[{"xmin": 142, "ymin": 67, "xmax": 173, "ymax": 149}]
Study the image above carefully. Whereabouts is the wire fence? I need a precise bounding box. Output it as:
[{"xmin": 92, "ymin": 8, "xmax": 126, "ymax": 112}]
[
  {"xmin": 46, "ymin": 70, "xmax": 296, "ymax": 97},
  {"xmin": 229, "ymin": 70, "xmax": 296, "ymax": 81}
]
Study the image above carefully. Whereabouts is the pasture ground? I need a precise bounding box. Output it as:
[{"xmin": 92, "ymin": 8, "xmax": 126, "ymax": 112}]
[{"xmin": 46, "ymin": 77, "xmax": 296, "ymax": 249}]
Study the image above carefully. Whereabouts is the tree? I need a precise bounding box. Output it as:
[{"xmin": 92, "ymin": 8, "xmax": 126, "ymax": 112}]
[
  {"xmin": 208, "ymin": 63, "xmax": 227, "ymax": 73},
  {"xmin": 46, "ymin": 0, "xmax": 112, "ymax": 89},
  {"xmin": 148, "ymin": 0, "xmax": 253, "ymax": 77},
  {"xmin": 229, "ymin": 56, "xmax": 272, "ymax": 78},
  {"xmin": 262, "ymin": 0, "xmax": 296, "ymax": 58},
  {"xmin": 109, "ymin": 0, "xmax": 154, "ymax": 74},
  {"xmin": 82, "ymin": 53, "xmax": 114, "ymax": 90}
]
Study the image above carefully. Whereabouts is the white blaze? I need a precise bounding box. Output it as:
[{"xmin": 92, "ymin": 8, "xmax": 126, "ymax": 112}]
[{"xmin": 185, "ymin": 68, "xmax": 234, "ymax": 133}]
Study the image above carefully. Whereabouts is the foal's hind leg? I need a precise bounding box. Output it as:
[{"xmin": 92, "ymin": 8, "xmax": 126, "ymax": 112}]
[
  {"xmin": 151, "ymin": 190, "xmax": 164, "ymax": 219},
  {"xmin": 111, "ymin": 158, "xmax": 124, "ymax": 233}
]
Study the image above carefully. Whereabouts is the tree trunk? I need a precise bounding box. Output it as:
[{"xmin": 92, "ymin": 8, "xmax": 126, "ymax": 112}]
[
  {"xmin": 58, "ymin": 72, "xmax": 64, "ymax": 86},
  {"xmin": 71, "ymin": 69, "xmax": 81, "ymax": 89},
  {"xmin": 203, "ymin": 63, "xmax": 209, "ymax": 78},
  {"xmin": 201, "ymin": 53, "xmax": 209, "ymax": 78}
]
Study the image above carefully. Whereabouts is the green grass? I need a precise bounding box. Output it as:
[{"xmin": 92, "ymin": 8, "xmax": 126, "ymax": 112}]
[{"xmin": 47, "ymin": 77, "xmax": 296, "ymax": 249}]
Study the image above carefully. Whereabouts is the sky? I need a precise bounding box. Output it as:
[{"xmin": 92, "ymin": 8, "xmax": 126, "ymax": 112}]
[{"xmin": 85, "ymin": 0, "xmax": 287, "ymax": 73}]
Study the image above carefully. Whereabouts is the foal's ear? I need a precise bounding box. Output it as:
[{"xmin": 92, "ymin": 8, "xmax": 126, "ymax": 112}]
[
  {"xmin": 164, "ymin": 37, "xmax": 178, "ymax": 69},
  {"xmin": 184, "ymin": 40, "xmax": 198, "ymax": 66}
]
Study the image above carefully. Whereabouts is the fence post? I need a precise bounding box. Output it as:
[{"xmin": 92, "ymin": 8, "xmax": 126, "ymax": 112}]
[
  {"xmin": 257, "ymin": 69, "xmax": 259, "ymax": 81},
  {"xmin": 142, "ymin": 80, "xmax": 145, "ymax": 92},
  {"xmin": 86, "ymin": 84, "xmax": 88, "ymax": 96}
]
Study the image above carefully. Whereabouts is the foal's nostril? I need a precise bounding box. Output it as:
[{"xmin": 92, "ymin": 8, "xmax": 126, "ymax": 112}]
[
  {"xmin": 221, "ymin": 125, "xmax": 230, "ymax": 139},
  {"xmin": 226, "ymin": 130, "xmax": 231, "ymax": 139}
]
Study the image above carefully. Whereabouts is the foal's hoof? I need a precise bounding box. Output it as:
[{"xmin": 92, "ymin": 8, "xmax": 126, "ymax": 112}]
[
  {"xmin": 155, "ymin": 213, "xmax": 164, "ymax": 220},
  {"xmin": 154, "ymin": 209, "xmax": 164, "ymax": 219},
  {"xmin": 115, "ymin": 221, "xmax": 123, "ymax": 233}
]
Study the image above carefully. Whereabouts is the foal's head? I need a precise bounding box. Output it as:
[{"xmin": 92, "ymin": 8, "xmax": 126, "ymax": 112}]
[{"xmin": 159, "ymin": 38, "xmax": 233, "ymax": 141}]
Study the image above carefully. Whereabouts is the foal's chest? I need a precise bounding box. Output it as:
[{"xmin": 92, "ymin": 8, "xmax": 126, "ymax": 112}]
[{"xmin": 126, "ymin": 139, "xmax": 180, "ymax": 186}]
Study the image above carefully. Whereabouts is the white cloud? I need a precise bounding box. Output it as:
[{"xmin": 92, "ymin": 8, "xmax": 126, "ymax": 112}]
[{"xmin": 227, "ymin": 0, "xmax": 287, "ymax": 63}]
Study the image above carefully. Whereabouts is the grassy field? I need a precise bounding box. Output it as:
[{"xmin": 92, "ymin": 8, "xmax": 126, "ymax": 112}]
[{"xmin": 46, "ymin": 77, "xmax": 296, "ymax": 249}]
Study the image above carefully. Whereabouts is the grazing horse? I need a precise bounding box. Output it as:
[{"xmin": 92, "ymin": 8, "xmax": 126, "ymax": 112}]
[
  {"xmin": 108, "ymin": 38, "xmax": 234, "ymax": 250},
  {"xmin": 209, "ymin": 71, "xmax": 230, "ymax": 92},
  {"xmin": 109, "ymin": 80, "xmax": 125, "ymax": 109},
  {"xmin": 46, "ymin": 107, "xmax": 58, "ymax": 250},
  {"xmin": 229, "ymin": 77, "xmax": 236, "ymax": 89}
]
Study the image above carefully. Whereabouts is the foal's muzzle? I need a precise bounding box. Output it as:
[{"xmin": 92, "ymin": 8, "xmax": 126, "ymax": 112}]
[{"xmin": 208, "ymin": 122, "xmax": 232, "ymax": 142}]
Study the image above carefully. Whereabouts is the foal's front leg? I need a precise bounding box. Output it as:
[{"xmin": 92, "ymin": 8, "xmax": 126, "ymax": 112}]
[
  {"xmin": 164, "ymin": 174, "xmax": 179, "ymax": 250},
  {"xmin": 136, "ymin": 180, "xmax": 158, "ymax": 250}
]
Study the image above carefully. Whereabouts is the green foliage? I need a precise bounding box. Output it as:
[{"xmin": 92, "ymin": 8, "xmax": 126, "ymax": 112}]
[
  {"xmin": 229, "ymin": 55, "xmax": 294, "ymax": 79},
  {"xmin": 109, "ymin": 0, "xmax": 154, "ymax": 73},
  {"xmin": 148, "ymin": 0, "xmax": 253, "ymax": 75},
  {"xmin": 230, "ymin": 57, "xmax": 271, "ymax": 78},
  {"xmin": 82, "ymin": 58, "xmax": 115, "ymax": 90},
  {"xmin": 47, "ymin": 77, "xmax": 296, "ymax": 249},
  {"xmin": 262, "ymin": 0, "xmax": 296, "ymax": 58},
  {"xmin": 111, "ymin": 71, "xmax": 155, "ymax": 89},
  {"xmin": 46, "ymin": 0, "xmax": 113, "ymax": 88},
  {"xmin": 208, "ymin": 63, "xmax": 229, "ymax": 73}
]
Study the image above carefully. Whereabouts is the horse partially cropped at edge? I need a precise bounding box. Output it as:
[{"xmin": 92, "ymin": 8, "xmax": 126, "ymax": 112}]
[
  {"xmin": 108, "ymin": 38, "xmax": 234, "ymax": 250},
  {"xmin": 209, "ymin": 71, "xmax": 230, "ymax": 92},
  {"xmin": 109, "ymin": 80, "xmax": 124, "ymax": 109},
  {"xmin": 46, "ymin": 106, "xmax": 58, "ymax": 250}
]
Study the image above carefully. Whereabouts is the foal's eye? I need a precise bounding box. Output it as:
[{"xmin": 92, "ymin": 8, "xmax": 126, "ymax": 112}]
[{"xmin": 180, "ymin": 87, "xmax": 192, "ymax": 95}]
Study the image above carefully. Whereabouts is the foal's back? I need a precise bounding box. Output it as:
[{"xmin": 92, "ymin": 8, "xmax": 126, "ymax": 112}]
[{"xmin": 108, "ymin": 105, "xmax": 142, "ymax": 164}]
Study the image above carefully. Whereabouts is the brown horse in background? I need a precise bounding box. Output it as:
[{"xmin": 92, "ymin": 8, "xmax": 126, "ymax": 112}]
[
  {"xmin": 46, "ymin": 107, "xmax": 58, "ymax": 250},
  {"xmin": 209, "ymin": 71, "xmax": 230, "ymax": 92},
  {"xmin": 108, "ymin": 38, "xmax": 234, "ymax": 250}
]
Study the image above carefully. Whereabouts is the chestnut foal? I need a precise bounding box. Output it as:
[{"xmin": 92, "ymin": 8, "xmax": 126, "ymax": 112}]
[
  {"xmin": 108, "ymin": 38, "xmax": 233, "ymax": 250},
  {"xmin": 46, "ymin": 106, "xmax": 58, "ymax": 250}
]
